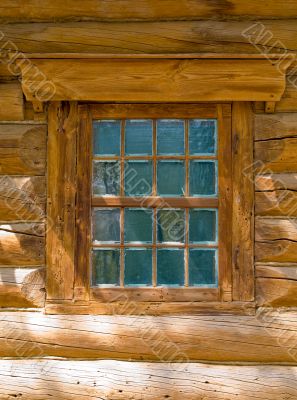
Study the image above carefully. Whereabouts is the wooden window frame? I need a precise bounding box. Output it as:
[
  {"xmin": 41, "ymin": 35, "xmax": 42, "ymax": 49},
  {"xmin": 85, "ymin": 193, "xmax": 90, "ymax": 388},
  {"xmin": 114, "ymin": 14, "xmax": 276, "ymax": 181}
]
[{"xmin": 46, "ymin": 101, "xmax": 255, "ymax": 315}]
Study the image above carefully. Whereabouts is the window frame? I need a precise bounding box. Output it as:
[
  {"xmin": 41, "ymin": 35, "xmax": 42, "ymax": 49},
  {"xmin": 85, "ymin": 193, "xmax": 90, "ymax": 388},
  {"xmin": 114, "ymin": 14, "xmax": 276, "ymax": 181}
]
[
  {"xmin": 76, "ymin": 103, "xmax": 232, "ymax": 304},
  {"xmin": 46, "ymin": 101, "xmax": 255, "ymax": 315}
]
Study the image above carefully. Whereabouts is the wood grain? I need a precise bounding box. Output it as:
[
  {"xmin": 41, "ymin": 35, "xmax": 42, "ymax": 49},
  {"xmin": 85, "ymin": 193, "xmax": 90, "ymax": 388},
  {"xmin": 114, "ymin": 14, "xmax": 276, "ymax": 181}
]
[
  {"xmin": 0, "ymin": 360, "xmax": 297, "ymax": 400},
  {"xmin": 0, "ymin": 223, "xmax": 45, "ymax": 266},
  {"xmin": 3, "ymin": 1, "xmax": 297, "ymax": 21},
  {"xmin": 255, "ymin": 112, "xmax": 297, "ymax": 141},
  {"xmin": 232, "ymin": 102, "xmax": 254, "ymax": 301},
  {"xmin": 0, "ymin": 82, "xmax": 24, "ymax": 121},
  {"xmin": 0, "ymin": 310, "xmax": 297, "ymax": 362},
  {"xmin": 47, "ymin": 102, "xmax": 77, "ymax": 300},
  {"xmin": 256, "ymin": 190, "xmax": 297, "ymax": 217},
  {"xmin": 0, "ymin": 267, "xmax": 45, "ymax": 307},
  {"xmin": 19, "ymin": 58, "xmax": 286, "ymax": 103},
  {"xmin": 0, "ymin": 124, "xmax": 46, "ymax": 175},
  {"xmin": 0, "ymin": 176, "xmax": 45, "ymax": 221}
]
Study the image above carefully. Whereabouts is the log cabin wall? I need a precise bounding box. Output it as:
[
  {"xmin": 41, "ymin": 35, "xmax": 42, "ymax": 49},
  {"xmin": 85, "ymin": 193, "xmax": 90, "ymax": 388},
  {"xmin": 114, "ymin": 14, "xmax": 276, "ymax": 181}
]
[{"xmin": 0, "ymin": 2, "xmax": 297, "ymax": 398}]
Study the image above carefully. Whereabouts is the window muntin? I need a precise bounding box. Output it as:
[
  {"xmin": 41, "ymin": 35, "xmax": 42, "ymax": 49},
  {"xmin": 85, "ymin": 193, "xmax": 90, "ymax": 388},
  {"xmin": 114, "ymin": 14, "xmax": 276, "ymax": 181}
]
[{"xmin": 91, "ymin": 118, "xmax": 218, "ymax": 288}]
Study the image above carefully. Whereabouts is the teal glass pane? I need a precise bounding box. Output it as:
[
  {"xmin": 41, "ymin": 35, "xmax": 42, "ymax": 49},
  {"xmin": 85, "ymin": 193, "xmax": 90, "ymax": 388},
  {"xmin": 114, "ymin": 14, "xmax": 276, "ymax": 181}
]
[
  {"xmin": 189, "ymin": 209, "xmax": 217, "ymax": 243},
  {"xmin": 125, "ymin": 119, "xmax": 152, "ymax": 155},
  {"xmin": 189, "ymin": 249, "xmax": 217, "ymax": 286},
  {"xmin": 93, "ymin": 161, "xmax": 120, "ymax": 196},
  {"xmin": 92, "ymin": 208, "xmax": 120, "ymax": 243},
  {"xmin": 92, "ymin": 249, "xmax": 120, "ymax": 286},
  {"xmin": 157, "ymin": 161, "xmax": 185, "ymax": 196},
  {"xmin": 157, "ymin": 249, "xmax": 184, "ymax": 286},
  {"xmin": 157, "ymin": 119, "xmax": 184, "ymax": 155},
  {"xmin": 125, "ymin": 161, "xmax": 152, "ymax": 196},
  {"xmin": 93, "ymin": 120, "xmax": 121, "ymax": 156},
  {"xmin": 189, "ymin": 119, "xmax": 216, "ymax": 155},
  {"xmin": 189, "ymin": 161, "xmax": 217, "ymax": 196},
  {"xmin": 157, "ymin": 209, "xmax": 185, "ymax": 243},
  {"xmin": 124, "ymin": 208, "xmax": 153, "ymax": 243},
  {"xmin": 124, "ymin": 248, "xmax": 152, "ymax": 286}
]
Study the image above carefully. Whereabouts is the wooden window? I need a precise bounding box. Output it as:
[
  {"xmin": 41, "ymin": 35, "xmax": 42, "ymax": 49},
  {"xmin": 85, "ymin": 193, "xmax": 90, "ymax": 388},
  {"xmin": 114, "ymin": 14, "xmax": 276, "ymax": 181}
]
[{"xmin": 47, "ymin": 102, "xmax": 254, "ymax": 315}]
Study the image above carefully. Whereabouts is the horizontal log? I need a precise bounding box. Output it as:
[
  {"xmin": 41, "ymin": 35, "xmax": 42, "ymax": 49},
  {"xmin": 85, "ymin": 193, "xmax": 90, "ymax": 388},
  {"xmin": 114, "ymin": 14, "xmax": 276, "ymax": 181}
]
[
  {"xmin": 0, "ymin": 82, "xmax": 24, "ymax": 121},
  {"xmin": 0, "ymin": 20, "xmax": 296, "ymax": 56},
  {"xmin": 1, "ymin": 310, "xmax": 297, "ymax": 362},
  {"xmin": 255, "ymin": 190, "xmax": 297, "ymax": 216},
  {"xmin": 255, "ymin": 112, "xmax": 297, "ymax": 141},
  {"xmin": 2, "ymin": 0, "xmax": 297, "ymax": 21},
  {"xmin": 0, "ymin": 360, "xmax": 296, "ymax": 400},
  {"xmin": 255, "ymin": 217, "xmax": 297, "ymax": 241},
  {"xmin": 0, "ymin": 124, "xmax": 46, "ymax": 175},
  {"xmin": 254, "ymin": 137, "xmax": 297, "ymax": 173},
  {"xmin": 276, "ymin": 79, "xmax": 297, "ymax": 112},
  {"xmin": 0, "ymin": 267, "xmax": 45, "ymax": 307},
  {"xmin": 0, "ymin": 223, "xmax": 45, "ymax": 266},
  {"xmin": 0, "ymin": 176, "xmax": 46, "ymax": 221},
  {"xmin": 256, "ymin": 263, "xmax": 297, "ymax": 306},
  {"xmin": 256, "ymin": 240, "xmax": 297, "ymax": 263},
  {"xmin": 255, "ymin": 173, "xmax": 297, "ymax": 191}
]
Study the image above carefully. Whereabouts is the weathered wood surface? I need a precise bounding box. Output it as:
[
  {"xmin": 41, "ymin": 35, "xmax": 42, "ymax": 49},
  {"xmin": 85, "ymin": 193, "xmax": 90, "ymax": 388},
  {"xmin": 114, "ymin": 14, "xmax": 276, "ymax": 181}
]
[
  {"xmin": 47, "ymin": 102, "xmax": 77, "ymax": 300},
  {"xmin": 256, "ymin": 264, "xmax": 297, "ymax": 306},
  {"xmin": 255, "ymin": 113, "xmax": 297, "ymax": 141},
  {"xmin": 256, "ymin": 173, "xmax": 297, "ymax": 192},
  {"xmin": 19, "ymin": 57, "xmax": 286, "ymax": 103},
  {"xmin": 256, "ymin": 190, "xmax": 297, "ymax": 217},
  {"xmin": 0, "ymin": 20, "xmax": 296, "ymax": 55},
  {"xmin": 0, "ymin": 310, "xmax": 297, "ymax": 362},
  {"xmin": 0, "ymin": 82, "xmax": 24, "ymax": 121},
  {"xmin": 2, "ymin": 1, "xmax": 297, "ymax": 21},
  {"xmin": 0, "ymin": 124, "xmax": 46, "ymax": 175},
  {"xmin": 232, "ymin": 102, "xmax": 254, "ymax": 301},
  {"xmin": 0, "ymin": 267, "xmax": 45, "ymax": 307},
  {"xmin": 0, "ymin": 176, "xmax": 45, "ymax": 221},
  {"xmin": 0, "ymin": 360, "xmax": 296, "ymax": 400},
  {"xmin": 0, "ymin": 223, "xmax": 45, "ymax": 266}
]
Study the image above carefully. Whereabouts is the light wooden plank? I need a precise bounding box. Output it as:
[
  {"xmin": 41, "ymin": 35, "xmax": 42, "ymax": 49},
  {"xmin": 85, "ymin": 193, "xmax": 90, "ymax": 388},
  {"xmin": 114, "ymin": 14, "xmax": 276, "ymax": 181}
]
[
  {"xmin": 47, "ymin": 102, "xmax": 77, "ymax": 300},
  {"xmin": 232, "ymin": 102, "xmax": 254, "ymax": 301},
  {"xmin": 0, "ymin": 124, "xmax": 46, "ymax": 175},
  {"xmin": 256, "ymin": 190, "xmax": 297, "ymax": 217},
  {"xmin": 3, "ymin": 0, "xmax": 297, "ymax": 21},
  {"xmin": 256, "ymin": 240, "xmax": 297, "ymax": 263},
  {"xmin": 255, "ymin": 112, "xmax": 297, "ymax": 141},
  {"xmin": 18, "ymin": 58, "xmax": 287, "ymax": 102},
  {"xmin": 0, "ymin": 311, "xmax": 297, "ymax": 362},
  {"xmin": 0, "ymin": 176, "xmax": 45, "ymax": 221},
  {"xmin": 255, "ymin": 173, "xmax": 297, "ymax": 191},
  {"xmin": 0, "ymin": 223, "xmax": 45, "ymax": 266},
  {"xmin": 0, "ymin": 360, "xmax": 297, "ymax": 400},
  {"xmin": 0, "ymin": 82, "xmax": 24, "ymax": 121}
]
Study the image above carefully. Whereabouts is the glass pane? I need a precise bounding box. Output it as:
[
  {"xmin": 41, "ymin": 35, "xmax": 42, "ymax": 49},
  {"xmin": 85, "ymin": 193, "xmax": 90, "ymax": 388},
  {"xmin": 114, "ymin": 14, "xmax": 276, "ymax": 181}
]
[
  {"xmin": 125, "ymin": 161, "xmax": 152, "ymax": 196},
  {"xmin": 189, "ymin": 119, "xmax": 216, "ymax": 155},
  {"xmin": 157, "ymin": 249, "xmax": 184, "ymax": 286},
  {"xmin": 125, "ymin": 119, "xmax": 152, "ymax": 155},
  {"xmin": 92, "ymin": 249, "xmax": 120, "ymax": 286},
  {"xmin": 93, "ymin": 161, "xmax": 120, "ymax": 196},
  {"xmin": 157, "ymin": 119, "xmax": 184, "ymax": 155},
  {"xmin": 92, "ymin": 208, "xmax": 120, "ymax": 243},
  {"xmin": 157, "ymin": 161, "xmax": 185, "ymax": 196},
  {"xmin": 124, "ymin": 208, "xmax": 153, "ymax": 243},
  {"xmin": 93, "ymin": 120, "xmax": 121, "ymax": 156},
  {"xmin": 124, "ymin": 248, "xmax": 152, "ymax": 286},
  {"xmin": 157, "ymin": 209, "xmax": 185, "ymax": 243},
  {"xmin": 189, "ymin": 249, "xmax": 217, "ymax": 286},
  {"xmin": 189, "ymin": 209, "xmax": 217, "ymax": 243},
  {"xmin": 189, "ymin": 161, "xmax": 217, "ymax": 196}
]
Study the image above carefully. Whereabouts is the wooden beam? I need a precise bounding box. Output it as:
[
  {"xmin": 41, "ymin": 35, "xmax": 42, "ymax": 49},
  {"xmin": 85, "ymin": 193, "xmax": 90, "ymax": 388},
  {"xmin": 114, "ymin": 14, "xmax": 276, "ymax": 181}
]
[
  {"xmin": 0, "ymin": 82, "xmax": 24, "ymax": 121},
  {"xmin": 0, "ymin": 176, "xmax": 45, "ymax": 221},
  {"xmin": 0, "ymin": 267, "xmax": 45, "ymax": 307},
  {"xmin": 47, "ymin": 102, "xmax": 77, "ymax": 300},
  {"xmin": 2, "ymin": 1, "xmax": 297, "ymax": 21},
  {"xmin": 0, "ymin": 360, "xmax": 296, "ymax": 399},
  {"xmin": 1, "ymin": 310, "xmax": 297, "ymax": 362},
  {"xmin": 17, "ymin": 56, "xmax": 290, "ymax": 103},
  {"xmin": 231, "ymin": 102, "xmax": 254, "ymax": 301},
  {"xmin": 0, "ymin": 223, "xmax": 45, "ymax": 266},
  {"xmin": 0, "ymin": 124, "xmax": 46, "ymax": 175}
]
